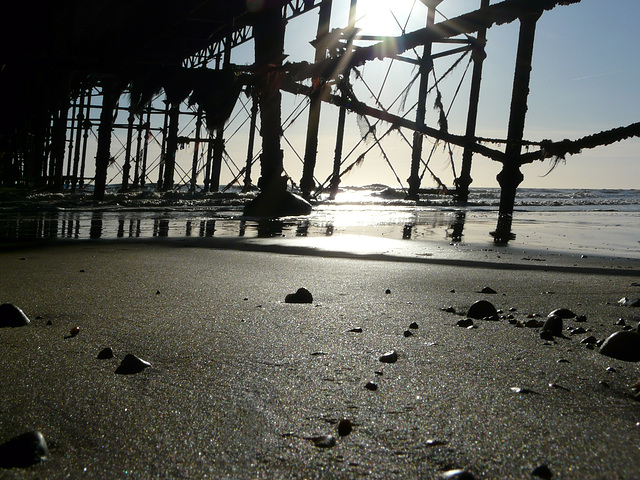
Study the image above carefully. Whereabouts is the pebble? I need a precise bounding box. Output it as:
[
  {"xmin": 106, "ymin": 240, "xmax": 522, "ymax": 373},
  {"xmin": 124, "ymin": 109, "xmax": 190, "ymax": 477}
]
[
  {"xmin": 575, "ymin": 314, "xmax": 587, "ymax": 322},
  {"xmin": 570, "ymin": 327, "xmax": 587, "ymax": 335},
  {"xmin": 467, "ymin": 300, "xmax": 498, "ymax": 320},
  {"xmin": 540, "ymin": 330, "xmax": 555, "ymax": 341},
  {"xmin": 580, "ymin": 336, "xmax": 598, "ymax": 345},
  {"xmin": 542, "ymin": 315, "xmax": 563, "ymax": 336},
  {"xmin": 115, "ymin": 354, "xmax": 151, "ymax": 374},
  {"xmin": 379, "ymin": 350, "xmax": 398, "ymax": 363},
  {"xmin": 284, "ymin": 288, "xmax": 313, "ymax": 304},
  {"xmin": 365, "ymin": 381, "xmax": 378, "ymax": 391},
  {"xmin": 69, "ymin": 326, "xmax": 80, "ymax": 337},
  {"xmin": 457, "ymin": 319, "xmax": 474, "ymax": 328},
  {"xmin": 618, "ymin": 297, "xmax": 640, "ymax": 307},
  {"xmin": 403, "ymin": 330, "xmax": 414, "ymax": 337},
  {"xmin": 0, "ymin": 303, "xmax": 30, "ymax": 328},
  {"xmin": 409, "ymin": 322, "xmax": 419, "ymax": 329},
  {"xmin": 525, "ymin": 319, "xmax": 544, "ymax": 328},
  {"xmin": 438, "ymin": 469, "xmax": 476, "ymax": 479},
  {"xmin": 0, "ymin": 431, "xmax": 49, "ymax": 468},
  {"xmin": 599, "ymin": 331, "xmax": 640, "ymax": 362},
  {"xmin": 308, "ymin": 435, "xmax": 336, "ymax": 448},
  {"xmin": 478, "ymin": 286, "xmax": 497, "ymax": 294},
  {"xmin": 531, "ymin": 464, "xmax": 553, "ymax": 479},
  {"xmin": 510, "ymin": 387, "xmax": 536, "ymax": 394},
  {"xmin": 97, "ymin": 347, "xmax": 114, "ymax": 359},
  {"xmin": 347, "ymin": 327, "xmax": 363, "ymax": 333},
  {"xmin": 549, "ymin": 308, "xmax": 575, "ymax": 319},
  {"xmin": 337, "ymin": 419, "xmax": 352, "ymax": 437},
  {"xmin": 385, "ymin": 289, "xmax": 391, "ymax": 294}
]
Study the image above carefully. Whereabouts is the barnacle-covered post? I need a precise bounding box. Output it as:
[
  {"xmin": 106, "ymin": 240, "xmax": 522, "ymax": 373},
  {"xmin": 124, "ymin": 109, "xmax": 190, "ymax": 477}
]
[
  {"xmin": 300, "ymin": 0, "xmax": 333, "ymax": 199},
  {"xmin": 493, "ymin": 9, "xmax": 541, "ymax": 243},
  {"xmin": 407, "ymin": 0, "xmax": 441, "ymax": 200},
  {"xmin": 455, "ymin": 0, "xmax": 490, "ymax": 203}
]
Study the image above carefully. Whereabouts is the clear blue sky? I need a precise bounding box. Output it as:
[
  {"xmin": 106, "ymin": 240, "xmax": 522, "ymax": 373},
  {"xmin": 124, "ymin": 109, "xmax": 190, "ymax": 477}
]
[{"xmin": 222, "ymin": 0, "xmax": 639, "ymax": 190}]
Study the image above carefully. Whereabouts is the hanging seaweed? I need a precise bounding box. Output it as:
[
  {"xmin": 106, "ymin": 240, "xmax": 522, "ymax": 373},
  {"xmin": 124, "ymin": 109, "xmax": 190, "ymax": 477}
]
[{"xmin": 433, "ymin": 89, "xmax": 448, "ymax": 134}]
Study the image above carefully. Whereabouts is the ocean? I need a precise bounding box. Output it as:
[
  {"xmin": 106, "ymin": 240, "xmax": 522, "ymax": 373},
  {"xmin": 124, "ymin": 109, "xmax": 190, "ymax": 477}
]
[{"xmin": 1, "ymin": 186, "xmax": 639, "ymax": 260}]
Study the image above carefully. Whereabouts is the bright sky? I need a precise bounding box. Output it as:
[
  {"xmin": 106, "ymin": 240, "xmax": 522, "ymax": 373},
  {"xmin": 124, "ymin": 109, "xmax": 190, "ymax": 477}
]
[{"xmin": 226, "ymin": 0, "xmax": 639, "ymax": 190}]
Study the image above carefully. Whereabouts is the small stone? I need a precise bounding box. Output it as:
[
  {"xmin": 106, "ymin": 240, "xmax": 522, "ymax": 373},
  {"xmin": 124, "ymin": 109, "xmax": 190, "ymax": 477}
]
[
  {"xmin": 571, "ymin": 327, "xmax": 587, "ymax": 335},
  {"xmin": 46, "ymin": 320, "xmax": 53, "ymax": 326},
  {"xmin": 425, "ymin": 439, "xmax": 448, "ymax": 447},
  {"xmin": 438, "ymin": 469, "xmax": 476, "ymax": 479},
  {"xmin": 606, "ymin": 367, "xmax": 616, "ymax": 373},
  {"xmin": 450, "ymin": 289, "xmax": 455, "ymax": 293},
  {"xmin": 557, "ymin": 359, "xmax": 570, "ymax": 363},
  {"xmin": 115, "ymin": 354, "xmax": 151, "ymax": 374},
  {"xmin": 574, "ymin": 314, "xmax": 587, "ymax": 322},
  {"xmin": 467, "ymin": 300, "xmax": 497, "ymax": 320},
  {"xmin": 509, "ymin": 307, "xmax": 517, "ymax": 312},
  {"xmin": 379, "ymin": 350, "xmax": 398, "ymax": 363},
  {"xmin": 548, "ymin": 308, "xmax": 576, "ymax": 319},
  {"xmin": 403, "ymin": 330, "xmax": 414, "ymax": 337},
  {"xmin": 599, "ymin": 380, "xmax": 610, "ymax": 388},
  {"xmin": 531, "ymin": 464, "xmax": 553, "ymax": 479},
  {"xmin": 478, "ymin": 286, "xmax": 497, "ymax": 294},
  {"xmin": 457, "ymin": 319, "xmax": 474, "ymax": 328},
  {"xmin": 409, "ymin": 322, "xmax": 419, "ymax": 329},
  {"xmin": 599, "ymin": 331, "xmax": 640, "ymax": 362},
  {"xmin": 0, "ymin": 431, "xmax": 49, "ymax": 468},
  {"xmin": 525, "ymin": 319, "xmax": 544, "ymax": 328},
  {"xmin": 69, "ymin": 326, "xmax": 80, "ymax": 337},
  {"xmin": 442, "ymin": 306, "xmax": 456, "ymax": 313},
  {"xmin": 618, "ymin": 297, "xmax": 640, "ymax": 307},
  {"xmin": 540, "ymin": 330, "xmax": 555, "ymax": 341},
  {"xmin": 0, "ymin": 303, "xmax": 30, "ymax": 328},
  {"xmin": 580, "ymin": 336, "xmax": 597, "ymax": 345},
  {"xmin": 97, "ymin": 347, "xmax": 114, "ymax": 359},
  {"xmin": 337, "ymin": 419, "xmax": 352, "ymax": 437},
  {"xmin": 284, "ymin": 288, "xmax": 313, "ymax": 304},
  {"xmin": 347, "ymin": 327, "xmax": 363, "ymax": 333},
  {"xmin": 511, "ymin": 387, "xmax": 536, "ymax": 394},
  {"xmin": 309, "ymin": 435, "xmax": 336, "ymax": 448},
  {"xmin": 156, "ymin": 290, "xmax": 161, "ymax": 295},
  {"xmin": 542, "ymin": 315, "xmax": 563, "ymax": 336},
  {"xmin": 365, "ymin": 381, "xmax": 378, "ymax": 391},
  {"xmin": 385, "ymin": 289, "xmax": 391, "ymax": 294}
]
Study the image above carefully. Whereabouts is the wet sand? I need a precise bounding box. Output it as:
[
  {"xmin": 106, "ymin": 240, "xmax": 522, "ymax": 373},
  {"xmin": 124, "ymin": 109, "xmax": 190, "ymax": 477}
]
[{"xmin": 1, "ymin": 237, "xmax": 639, "ymax": 479}]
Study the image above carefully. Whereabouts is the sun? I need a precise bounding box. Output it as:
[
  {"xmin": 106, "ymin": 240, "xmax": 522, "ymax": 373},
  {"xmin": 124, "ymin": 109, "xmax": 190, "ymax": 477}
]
[{"xmin": 353, "ymin": 0, "xmax": 426, "ymax": 37}]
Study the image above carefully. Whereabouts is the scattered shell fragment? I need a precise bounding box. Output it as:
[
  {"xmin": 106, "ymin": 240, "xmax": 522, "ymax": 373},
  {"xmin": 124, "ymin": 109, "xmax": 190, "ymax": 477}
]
[
  {"xmin": 511, "ymin": 387, "xmax": 536, "ymax": 394},
  {"xmin": 337, "ymin": 419, "xmax": 352, "ymax": 437},
  {"xmin": 548, "ymin": 308, "xmax": 575, "ymax": 319},
  {"xmin": 115, "ymin": 354, "xmax": 151, "ymax": 374},
  {"xmin": 97, "ymin": 347, "xmax": 114, "ymax": 359},
  {"xmin": 0, "ymin": 303, "xmax": 30, "ymax": 328},
  {"xmin": 307, "ymin": 435, "xmax": 336, "ymax": 448},
  {"xmin": 599, "ymin": 331, "xmax": 640, "ymax": 362},
  {"xmin": 438, "ymin": 469, "xmax": 476, "ymax": 480},
  {"xmin": 531, "ymin": 464, "xmax": 553, "ymax": 479},
  {"xmin": 618, "ymin": 297, "xmax": 640, "ymax": 307},
  {"xmin": 0, "ymin": 431, "xmax": 49, "ymax": 468},
  {"xmin": 284, "ymin": 288, "xmax": 313, "ymax": 304},
  {"xmin": 379, "ymin": 350, "xmax": 398, "ymax": 363},
  {"xmin": 467, "ymin": 300, "xmax": 497, "ymax": 320}
]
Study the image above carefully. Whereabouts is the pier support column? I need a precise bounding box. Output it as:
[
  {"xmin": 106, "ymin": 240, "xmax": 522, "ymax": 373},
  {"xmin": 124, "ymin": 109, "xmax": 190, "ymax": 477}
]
[
  {"xmin": 244, "ymin": 6, "xmax": 310, "ymax": 216},
  {"xmin": 121, "ymin": 109, "xmax": 135, "ymax": 192},
  {"xmin": 300, "ymin": 0, "xmax": 332, "ymax": 199},
  {"xmin": 243, "ymin": 92, "xmax": 259, "ymax": 192},
  {"xmin": 455, "ymin": 0, "xmax": 489, "ymax": 203},
  {"xmin": 407, "ymin": 0, "xmax": 441, "ymax": 200},
  {"xmin": 493, "ymin": 10, "xmax": 540, "ymax": 243},
  {"xmin": 50, "ymin": 100, "xmax": 69, "ymax": 191},
  {"xmin": 94, "ymin": 79, "xmax": 121, "ymax": 201},
  {"xmin": 162, "ymin": 101, "xmax": 180, "ymax": 191}
]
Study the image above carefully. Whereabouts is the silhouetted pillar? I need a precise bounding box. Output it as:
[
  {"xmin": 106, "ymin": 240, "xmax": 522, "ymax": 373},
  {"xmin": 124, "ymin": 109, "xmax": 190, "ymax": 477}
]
[
  {"xmin": 190, "ymin": 107, "xmax": 203, "ymax": 193},
  {"xmin": 94, "ymin": 79, "xmax": 120, "ymax": 200},
  {"xmin": 300, "ymin": 0, "xmax": 332, "ymax": 199},
  {"xmin": 407, "ymin": 0, "xmax": 440, "ymax": 199},
  {"xmin": 79, "ymin": 87, "xmax": 92, "ymax": 189},
  {"xmin": 455, "ymin": 0, "xmax": 489, "ymax": 203},
  {"xmin": 210, "ymin": 38, "xmax": 232, "ymax": 192},
  {"xmin": 243, "ymin": 93, "xmax": 259, "ymax": 192},
  {"xmin": 162, "ymin": 101, "xmax": 180, "ymax": 191},
  {"xmin": 494, "ymin": 11, "xmax": 540, "ymax": 243},
  {"xmin": 71, "ymin": 89, "xmax": 85, "ymax": 192},
  {"xmin": 121, "ymin": 109, "xmax": 135, "ymax": 192},
  {"xmin": 133, "ymin": 111, "xmax": 144, "ymax": 187},
  {"xmin": 65, "ymin": 100, "xmax": 77, "ymax": 187},
  {"xmin": 140, "ymin": 104, "xmax": 151, "ymax": 187},
  {"xmin": 158, "ymin": 99, "xmax": 169, "ymax": 189},
  {"xmin": 50, "ymin": 101, "xmax": 69, "ymax": 191}
]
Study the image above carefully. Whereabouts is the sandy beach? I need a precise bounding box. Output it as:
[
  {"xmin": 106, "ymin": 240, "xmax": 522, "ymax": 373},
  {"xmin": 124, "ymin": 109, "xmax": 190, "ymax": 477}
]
[{"xmin": 1, "ymin": 237, "xmax": 640, "ymax": 479}]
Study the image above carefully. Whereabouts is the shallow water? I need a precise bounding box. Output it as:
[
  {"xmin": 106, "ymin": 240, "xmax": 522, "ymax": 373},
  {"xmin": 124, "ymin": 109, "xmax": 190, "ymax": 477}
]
[{"xmin": 0, "ymin": 186, "xmax": 638, "ymax": 260}]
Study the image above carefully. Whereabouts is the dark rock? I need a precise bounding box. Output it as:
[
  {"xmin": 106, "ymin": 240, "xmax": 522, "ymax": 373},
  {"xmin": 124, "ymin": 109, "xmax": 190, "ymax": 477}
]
[
  {"xmin": 337, "ymin": 419, "xmax": 352, "ymax": 437},
  {"xmin": 379, "ymin": 350, "xmax": 398, "ymax": 363},
  {"xmin": 308, "ymin": 435, "xmax": 336, "ymax": 448},
  {"xmin": 618, "ymin": 297, "xmax": 640, "ymax": 307},
  {"xmin": 97, "ymin": 347, "xmax": 114, "ymax": 359},
  {"xmin": 284, "ymin": 288, "xmax": 313, "ymax": 304},
  {"xmin": 0, "ymin": 431, "xmax": 49, "ymax": 468},
  {"xmin": 457, "ymin": 319, "xmax": 474, "ymax": 328},
  {"xmin": 403, "ymin": 330, "xmax": 414, "ymax": 337},
  {"xmin": 347, "ymin": 327, "xmax": 363, "ymax": 333},
  {"xmin": 525, "ymin": 319, "xmax": 544, "ymax": 328},
  {"xmin": 115, "ymin": 354, "xmax": 151, "ymax": 374},
  {"xmin": 467, "ymin": 300, "xmax": 498, "ymax": 320},
  {"xmin": 243, "ymin": 189, "xmax": 312, "ymax": 217},
  {"xmin": 478, "ymin": 286, "xmax": 497, "ymax": 294},
  {"xmin": 409, "ymin": 322, "xmax": 419, "ymax": 329},
  {"xmin": 438, "ymin": 469, "xmax": 476, "ymax": 479},
  {"xmin": 540, "ymin": 330, "xmax": 555, "ymax": 341},
  {"xmin": 571, "ymin": 327, "xmax": 587, "ymax": 335},
  {"xmin": 442, "ymin": 306, "xmax": 456, "ymax": 313},
  {"xmin": 575, "ymin": 314, "xmax": 587, "ymax": 322},
  {"xmin": 549, "ymin": 308, "xmax": 576, "ymax": 319},
  {"xmin": 599, "ymin": 331, "xmax": 640, "ymax": 362},
  {"xmin": 385, "ymin": 289, "xmax": 391, "ymax": 294},
  {"xmin": 580, "ymin": 336, "xmax": 598, "ymax": 345},
  {"xmin": 69, "ymin": 326, "xmax": 80, "ymax": 337},
  {"xmin": 542, "ymin": 315, "xmax": 563, "ymax": 336},
  {"xmin": 531, "ymin": 464, "xmax": 553, "ymax": 479},
  {"xmin": 0, "ymin": 303, "xmax": 30, "ymax": 328},
  {"xmin": 46, "ymin": 320, "xmax": 53, "ymax": 326},
  {"xmin": 365, "ymin": 381, "xmax": 378, "ymax": 391}
]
